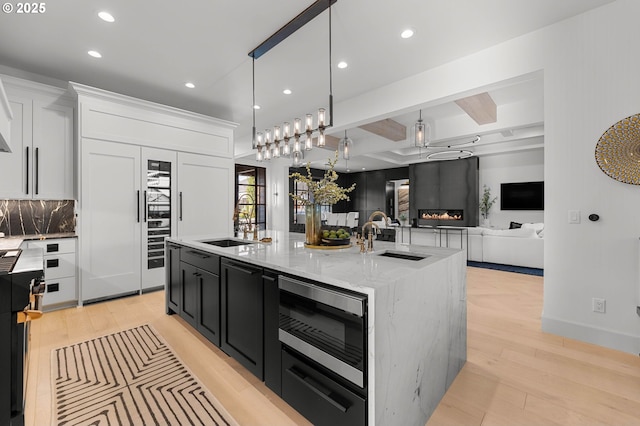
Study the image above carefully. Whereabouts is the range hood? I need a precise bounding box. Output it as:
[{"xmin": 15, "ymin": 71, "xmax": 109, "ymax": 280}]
[{"xmin": 0, "ymin": 76, "xmax": 13, "ymax": 153}]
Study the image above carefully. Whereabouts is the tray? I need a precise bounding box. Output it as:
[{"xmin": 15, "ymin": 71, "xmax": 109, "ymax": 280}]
[{"xmin": 321, "ymin": 238, "xmax": 351, "ymax": 246}]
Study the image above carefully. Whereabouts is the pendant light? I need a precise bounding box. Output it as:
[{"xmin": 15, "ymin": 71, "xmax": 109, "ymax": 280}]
[
  {"xmin": 339, "ymin": 130, "xmax": 353, "ymax": 160},
  {"xmin": 414, "ymin": 109, "xmax": 426, "ymax": 148}
]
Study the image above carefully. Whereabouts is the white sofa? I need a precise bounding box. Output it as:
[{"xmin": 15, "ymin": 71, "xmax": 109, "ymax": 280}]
[
  {"xmin": 405, "ymin": 223, "xmax": 544, "ymax": 269},
  {"xmin": 480, "ymin": 226, "xmax": 544, "ymax": 269}
]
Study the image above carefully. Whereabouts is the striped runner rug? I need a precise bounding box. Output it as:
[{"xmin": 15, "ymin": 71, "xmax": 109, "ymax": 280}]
[{"xmin": 52, "ymin": 324, "xmax": 237, "ymax": 425}]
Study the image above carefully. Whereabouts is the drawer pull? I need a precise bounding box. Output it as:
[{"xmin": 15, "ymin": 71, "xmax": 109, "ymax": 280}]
[
  {"xmin": 46, "ymin": 258, "xmax": 59, "ymax": 268},
  {"xmin": 46, "ymin": 243, "xmax": 59, "ymax": 253},
  {"xmin": 286, "ymin": 367, "xmax": 350, "ymax": 413},
  {"xmin": 224, "ymin": 262, "xmax": 259, "ymax": 275}
]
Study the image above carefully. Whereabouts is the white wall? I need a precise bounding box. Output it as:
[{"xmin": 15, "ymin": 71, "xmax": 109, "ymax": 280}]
[
  {"xmin": 267, "ymin": 0, "xmax": 640, "ymax": 354},
  {"xmin": 479, "ymin": 148, "xmax": 545, "ymax": 229}
]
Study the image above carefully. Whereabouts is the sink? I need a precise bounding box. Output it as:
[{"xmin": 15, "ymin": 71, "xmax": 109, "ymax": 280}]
[
  {"xmin": 200, "ymin": 239, "xmax": 256, "ymax": 247},
  {"xmin": 377, "ymin": 251, "xmax": 430, "ymax": 261}
]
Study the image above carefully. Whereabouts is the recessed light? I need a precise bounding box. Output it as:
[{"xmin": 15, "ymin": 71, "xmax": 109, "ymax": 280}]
[
  {"xmin": 346, "ymin": 168, "xmax": 350, "ymax": 172},
  {"xmin": 337, "ymin": 61, "xmax": 348, "ymax": 69},
  {"xmin": 283, "ymin": 89, "xmax": 292, "ymax": 95},
  {"xmin": 362, "ymin": 167, "xmax": 366, "ymax": 171},
  {"xmin": 253, "ymin": 105, "xmax": 261, "ymax": 110},
  {"xmin": 88, "ymin": 50, "xmax": 102, "ymax": 58},
  {"xmin": 98, "ymin": 11, "xmax": 115, "ymax": 23},
  {"xmin": 401, "ymin": 28, "xmax": 414, "ymax": 39},
  {"xmin": 185, "ymin": 82, "xmax": 195, "ymax": 89}
]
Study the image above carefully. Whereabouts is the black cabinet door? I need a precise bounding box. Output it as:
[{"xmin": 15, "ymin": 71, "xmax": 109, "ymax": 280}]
[
  {"xmin": 263, "ymin": 270, "xmax": 281, "ymax": 395},
  {"xmin": 198, "ymin": 269, "xmax": 220, "ymax": 347},
  {"xmin": 180, "ymin": 262, "xmax": 198, "ymax": 329},
  {"xmin": 220, "ymin": 258, "xmax": 264, "ymax": 380},
  {"xmin": 166, "ymin": 243, "xmax": 181, "ymax": 314}
]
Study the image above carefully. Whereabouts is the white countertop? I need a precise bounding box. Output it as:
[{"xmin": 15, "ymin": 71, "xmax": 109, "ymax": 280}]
[{"xmin": 168, "ymin": 231, "xmax": 461, "ymax": 294}]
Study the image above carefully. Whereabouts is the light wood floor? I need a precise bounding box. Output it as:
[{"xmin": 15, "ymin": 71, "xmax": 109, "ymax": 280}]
[{"xmin": 26, "ymin": 267, "xmax": 640, "ymax": 425}]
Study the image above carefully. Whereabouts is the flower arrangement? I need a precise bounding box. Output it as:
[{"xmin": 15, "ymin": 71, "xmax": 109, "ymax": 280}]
[
  {"xmin": 479, "ymin": 184, "xmax": 497, "ymax": 219},
  {"xmin": 289, "ymin": 151, "xmax": 356, "ymax": 206}
]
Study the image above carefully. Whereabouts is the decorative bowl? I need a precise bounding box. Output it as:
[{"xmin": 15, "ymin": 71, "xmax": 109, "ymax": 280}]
[{"xmin": 321, "ymin": 237, "xmax": 351, "ymax": 246}]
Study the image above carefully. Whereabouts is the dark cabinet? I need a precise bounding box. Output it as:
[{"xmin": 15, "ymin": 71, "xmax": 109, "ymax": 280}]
[
  {"xmin": 166, "ymin": 243, "xmax": 181, "ymax": 314},
  {"xmin": 178, "ymin": 248, "xmax": 221, "ymax": 346},
  {"xmin": 220, "ymin": 258, "xmax": 264, "ymax": 380}
]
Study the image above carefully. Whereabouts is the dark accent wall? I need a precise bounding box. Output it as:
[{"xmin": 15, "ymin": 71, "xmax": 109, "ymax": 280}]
[{"xmin": 408, "ymin": 157, "xmax": 479, "ymax": 227}]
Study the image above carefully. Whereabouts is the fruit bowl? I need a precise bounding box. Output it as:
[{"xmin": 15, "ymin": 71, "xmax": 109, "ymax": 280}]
[{"xmin": 321, "ymin": 237, "xmax": 351, "ymax": 246}]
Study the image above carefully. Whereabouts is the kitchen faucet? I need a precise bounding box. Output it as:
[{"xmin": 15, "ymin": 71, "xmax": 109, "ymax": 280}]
[
  {"xmin": 361, "ymin": 221, "xmax": 380, "ymax": 252},
  {"xmin": 232, "ymin": 193, "xmax": 258, "ymax": 240}
]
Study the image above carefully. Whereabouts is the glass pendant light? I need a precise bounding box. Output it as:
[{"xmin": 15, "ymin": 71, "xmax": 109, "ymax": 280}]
[
  {"xmin": 415, "ymin": 110, "xmax": 426, "ymax": 148},
  {"xmin": 292, "ymin": 150, "xmax": 303, "ymax": 167},
  {"xmin": 339, "ymin": 130, "xmax": 353, "ymax": 160}
]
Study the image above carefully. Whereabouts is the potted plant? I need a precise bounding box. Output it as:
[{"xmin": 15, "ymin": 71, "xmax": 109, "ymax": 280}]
[
  {"xmin": 399, "ymin": 212, "xmax": 407, "ymax": 226},
  {"xmin": 479, "ymin": 185, "xmax": 497, "ymax": 226}
]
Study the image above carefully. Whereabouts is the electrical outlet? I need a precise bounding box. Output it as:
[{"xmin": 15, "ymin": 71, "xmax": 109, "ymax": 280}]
[{"xmin": 593, "ymin": 298, "xmax": 606, "ymax": 313}]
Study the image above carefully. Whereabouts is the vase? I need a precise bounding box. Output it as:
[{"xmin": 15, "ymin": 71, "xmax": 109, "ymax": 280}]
[{"xmin": 305, "ymin": 203, "xmax": 322, "ymax": 246}]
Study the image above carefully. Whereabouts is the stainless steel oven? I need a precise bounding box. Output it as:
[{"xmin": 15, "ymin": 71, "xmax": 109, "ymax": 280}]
[{"xmin": 278, "ymin": 275, "xmax": 367, "ymax": 388}]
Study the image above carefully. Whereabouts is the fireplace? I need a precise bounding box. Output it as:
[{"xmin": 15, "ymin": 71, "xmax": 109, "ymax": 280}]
[{"xmin": 418, "ymin": 209, "xmax": 464, "ymax": 222}]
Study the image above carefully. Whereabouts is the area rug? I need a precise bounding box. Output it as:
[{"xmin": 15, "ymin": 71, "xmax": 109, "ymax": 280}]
[
  {"xmin": 52, "ymin": 324, "xmax": 237, "ymax": 426},
  {"xmin": 467, "ymin": 260, "xmax": 544, "ymax": 276}
]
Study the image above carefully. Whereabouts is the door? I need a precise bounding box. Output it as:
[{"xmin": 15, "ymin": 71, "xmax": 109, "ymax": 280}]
[
  {"xmin": 177, "ymin": 152, "xmax": 233, "ymax": 237},
  {"xmin": 141, "ymin": 148, "xmax": 176, "ymax": 290},
  {"xmin": 80, "ymin": 139, "xmax": 141, "ymax": 302},
  {"xmin": 32, "ymin": 100, "xmax": 74, "ymax": 199},
  {"xmin": 198, "ymin": 268, "xmax": 220, "ymax": 347},
  {"xmin": 0, "ymin": 96, "xmax": 31, "ymax": 198},
  {"xmin": 180, "ymin": 262, "xmax": 198, "ymax": 329},
  {"xmin": 220, "ymin": 258, "xmax": 264, "ymax": 379}
]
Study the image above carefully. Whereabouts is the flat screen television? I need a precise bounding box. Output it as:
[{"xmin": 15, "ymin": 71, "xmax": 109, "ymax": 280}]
[{"xmin": 500, "ymin": 181, "xmax": 544, "ymax": 210}]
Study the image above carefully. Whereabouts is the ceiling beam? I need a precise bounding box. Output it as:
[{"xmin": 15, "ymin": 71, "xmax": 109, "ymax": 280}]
[
  {"xmin": 358, "ymin": 118, "xmax": 406, "ymax": 142},
  {"xmin": 454, "ymin": 92, "xmax": 497, "ymax": 125}
]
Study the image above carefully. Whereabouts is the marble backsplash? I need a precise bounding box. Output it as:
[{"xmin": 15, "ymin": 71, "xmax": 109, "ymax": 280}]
[{"xmin": 0, "ymin": 200, "xmax": 76, "ymax": 236}]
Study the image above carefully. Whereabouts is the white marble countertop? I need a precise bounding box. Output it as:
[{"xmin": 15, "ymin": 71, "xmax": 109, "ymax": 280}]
[{"xmin": 167, "ymin": 230, "xmax": 461, "ymax": 294}]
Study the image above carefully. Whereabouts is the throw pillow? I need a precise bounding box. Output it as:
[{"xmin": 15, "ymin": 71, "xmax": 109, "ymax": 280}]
[{"xmin": 509, "ymin": 221, "xmax": 522, "ymax": 229}]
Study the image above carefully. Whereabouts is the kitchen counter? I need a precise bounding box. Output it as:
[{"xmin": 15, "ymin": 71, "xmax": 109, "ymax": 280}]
[{"xmin": 168, "ymin": 231, "xmax": 467, "ymax": 425}]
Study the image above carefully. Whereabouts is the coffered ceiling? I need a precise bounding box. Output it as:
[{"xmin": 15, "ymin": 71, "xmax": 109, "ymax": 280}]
[{"xmin": 0, "ymin": 0, "xmax": 612, "ymax": 171}]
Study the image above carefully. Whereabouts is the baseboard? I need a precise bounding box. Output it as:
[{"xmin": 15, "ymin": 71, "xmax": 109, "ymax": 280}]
[{"xmin": 541, "ymin": 315, "xmax": 640, "ymax": 356}]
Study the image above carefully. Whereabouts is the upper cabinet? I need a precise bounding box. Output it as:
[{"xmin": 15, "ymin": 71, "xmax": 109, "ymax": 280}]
[{"xmin": 0, "ymin": 76, "xmax": 74, "ymax": 199}]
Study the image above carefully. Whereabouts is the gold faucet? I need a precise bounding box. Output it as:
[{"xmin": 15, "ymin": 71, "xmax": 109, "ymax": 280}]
[
  {"xmin": 368, "ymin": 210, "xmax": 389, "ymax": 224},
  {"xmin": 233, "ymin": 193, "xmax": 258, "ymax": 240},
  {"xmin": 361, "ymin": 221, "xmax": 380, "ymax": 252}
]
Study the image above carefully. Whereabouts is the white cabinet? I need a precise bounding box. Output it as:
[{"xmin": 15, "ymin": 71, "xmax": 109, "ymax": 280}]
[
  {"xmin": 177, "ymin": 152, "xmax": 233, "ymax": 238},
  {"xmin": 80, "ymin": 140, "xmax": 142, "ymax": 302},
  {"xmin": 23, "ymin": 238, "xmax": 77, "ymax": 309},
  {"xmin": 0, "ymin": 77, "xmax": 74, "ymax": 199}
]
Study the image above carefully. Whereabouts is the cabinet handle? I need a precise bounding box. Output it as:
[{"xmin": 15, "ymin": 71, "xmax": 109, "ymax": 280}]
[
  {"xmin": 46, "ymin": 243, "xmax": 59, "ymax": 253},
  {"xmin": 179, "ymin": 191, "xmax": 183, "ymax": 221},
  {"xmin": 136, "ymin": 190, "xmax": 140, "ymax": 223},
  {"xmin": 35, "ymin": 147, "xmax": 39, "ymax": 195},
  {"xmin": 46, "ymin": 258, "xmax": 59, "ymax": 268},
  {"xmin": 25, "ymin": 146, "xmax": 29, "ymax": 194},
  {"xmin": 224, "ymin": 261, "xmax": 259, "ymax": 275},
  {"xmin": 143, "ymin": 190, "xmax": 147, "ymax": 222},
  {"xmin": 285, "ymin": 367, "xmax": 350, "ymax": 413}
]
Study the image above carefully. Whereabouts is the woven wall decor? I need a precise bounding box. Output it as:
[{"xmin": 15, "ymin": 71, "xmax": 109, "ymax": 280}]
[{"xmin": 595, "ymin": 113, "xmax": 640, "ymax": 185}]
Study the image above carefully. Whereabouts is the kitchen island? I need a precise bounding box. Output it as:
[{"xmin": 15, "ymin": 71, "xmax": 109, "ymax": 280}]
[{"xmin": 166, "ymin": 231, "xmax": 466, "ymax": 426}]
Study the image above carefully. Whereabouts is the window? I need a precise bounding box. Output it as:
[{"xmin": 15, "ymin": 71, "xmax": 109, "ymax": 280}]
[
  {"xmin": 292, "ymin": 179, "xmax": 331, "ymax": 225},
  {"xmin": 235, "ymin": 164, "xmax": 266, "ymax": 233}
]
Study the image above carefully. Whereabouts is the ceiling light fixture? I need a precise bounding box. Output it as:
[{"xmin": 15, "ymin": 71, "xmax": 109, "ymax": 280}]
[
  {"xmin": 283, "ymin": 89, "xmax": 292, "ymax": 95},
  {"xmin": 426, "ymin": 150, "xmax": 473, "ymax": 161},
  {"xmin": 401, "ymin": 28, "xmax": 414, "ymax": 39},
  {"xmin": 339, "ymin": 129, "xmax": 353, "ymax": 160},
  {"xmin": 88, "ymin": 50, "xmax": 102, "ymax": 58},
  {"xmin": 185, "ymin": 82, "xmax": 195, "ymax": 89},
  {"xmin": 253, "ymin": 104, "xmax": 261, "ymax": 110},
  {"xmin": 98, "ymin": 11, "xmax": 115, "ymax": 22},
  {"xmin": 249, "ymin": 0, "xmax": 337, "ymax": 161},
  {"xmin": 337, "ymin": 61, "xmax": 348, "ymax": 69},
  {"xmin": 414, "ymin": 109, "xmax": 430, "ymax": 148}
]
